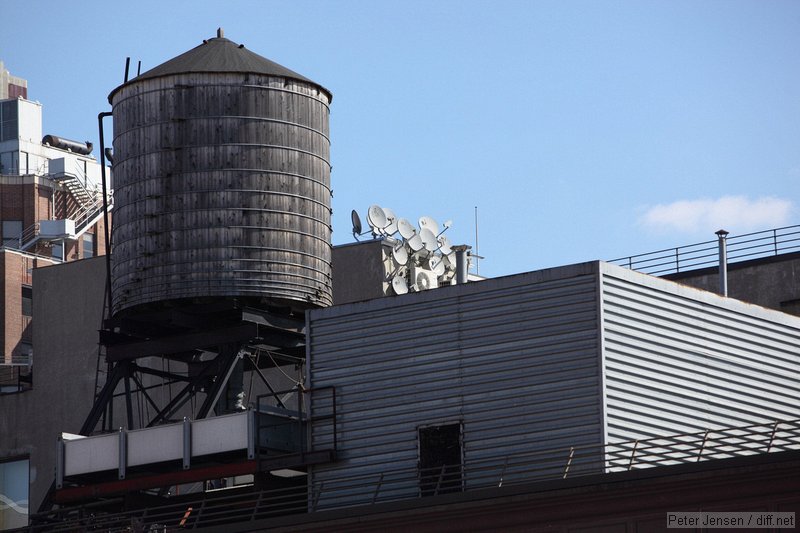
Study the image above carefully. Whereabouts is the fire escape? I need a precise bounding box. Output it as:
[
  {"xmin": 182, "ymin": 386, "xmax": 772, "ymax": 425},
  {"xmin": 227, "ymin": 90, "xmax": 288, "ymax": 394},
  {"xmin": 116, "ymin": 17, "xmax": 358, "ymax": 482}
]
[{"xmin": 15, "ymin": 163, "xmax": 112, "ymax": 253}]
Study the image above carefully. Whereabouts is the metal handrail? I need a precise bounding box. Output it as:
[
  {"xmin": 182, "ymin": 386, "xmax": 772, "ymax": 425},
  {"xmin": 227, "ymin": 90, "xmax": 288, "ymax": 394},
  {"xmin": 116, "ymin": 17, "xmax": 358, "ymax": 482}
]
[
  {"xmin": 608, "ymin": 225, "xmax": 800, "ymax": 275},
  {"xmin": 5, "ymin": 176, "xmax": 113, "ymax": 251},
  {"xmin": 28, "ymin": 418, "xmax": 800, "ymax": 531}
]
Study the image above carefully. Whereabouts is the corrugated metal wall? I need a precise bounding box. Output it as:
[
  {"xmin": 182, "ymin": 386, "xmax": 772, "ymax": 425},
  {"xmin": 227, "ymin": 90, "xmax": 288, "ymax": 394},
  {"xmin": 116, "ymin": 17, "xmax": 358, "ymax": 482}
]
[
  {"xmin": 308, "ymin": 263, "xmax": 603, "ymax": 508},
  {"xmin": 600, "ymin": 263, "xmax": 800, "ymax": 442}
]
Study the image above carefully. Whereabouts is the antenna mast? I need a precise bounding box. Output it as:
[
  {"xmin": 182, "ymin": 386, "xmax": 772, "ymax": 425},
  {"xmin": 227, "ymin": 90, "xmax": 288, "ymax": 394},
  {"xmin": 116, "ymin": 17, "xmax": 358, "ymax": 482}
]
[{"xmin": 474, "ymin": 206, "xmax": 479, "ymax": 276}]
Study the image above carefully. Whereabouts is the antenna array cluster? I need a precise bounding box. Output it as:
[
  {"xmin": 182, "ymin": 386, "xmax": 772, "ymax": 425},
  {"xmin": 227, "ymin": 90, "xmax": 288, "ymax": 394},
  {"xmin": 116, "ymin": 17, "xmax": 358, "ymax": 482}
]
[{"xmin": 352, "ymin": 205, "xmax": 457, "ymax": 295}]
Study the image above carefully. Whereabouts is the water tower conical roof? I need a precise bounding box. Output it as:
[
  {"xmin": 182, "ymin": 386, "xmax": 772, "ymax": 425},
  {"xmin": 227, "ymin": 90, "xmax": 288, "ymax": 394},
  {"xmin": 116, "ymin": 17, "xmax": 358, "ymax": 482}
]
[{"xmin": 108, "ymin": 31, "xmax": 331, "ymax": 102}]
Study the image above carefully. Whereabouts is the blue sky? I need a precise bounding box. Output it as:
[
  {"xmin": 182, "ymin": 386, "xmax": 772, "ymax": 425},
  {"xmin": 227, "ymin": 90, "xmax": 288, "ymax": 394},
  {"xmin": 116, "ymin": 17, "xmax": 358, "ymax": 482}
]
[{"xmin": 2, "ymin": 0, "xmax": 798, "ymax": 278}]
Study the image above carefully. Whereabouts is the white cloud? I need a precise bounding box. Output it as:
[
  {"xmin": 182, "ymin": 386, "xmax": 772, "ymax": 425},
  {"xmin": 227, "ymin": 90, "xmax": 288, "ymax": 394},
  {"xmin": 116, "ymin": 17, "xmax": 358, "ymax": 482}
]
[{"xmin": 638, "ymin": 196, "xmax": 793, "ymax": 235}]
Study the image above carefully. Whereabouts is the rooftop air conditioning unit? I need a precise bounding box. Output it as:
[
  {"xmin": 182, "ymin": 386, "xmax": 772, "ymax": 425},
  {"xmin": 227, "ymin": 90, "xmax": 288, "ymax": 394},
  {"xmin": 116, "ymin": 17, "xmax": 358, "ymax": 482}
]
[
  {"xmin": 38, "ymin": 219, "xmax": 76, "ymax": 239},
  {"xmin": 411, "ymin": 265, "xmax": 439, "ymax": 291}
]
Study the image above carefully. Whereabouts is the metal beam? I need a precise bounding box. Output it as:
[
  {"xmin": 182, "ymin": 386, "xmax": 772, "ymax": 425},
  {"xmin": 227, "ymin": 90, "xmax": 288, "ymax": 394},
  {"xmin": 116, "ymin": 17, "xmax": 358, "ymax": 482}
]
[
  {"xmin": 106, "ymin": 323, "xmax": 258, "ymax": 361},
  {"xmin": 197, "ymin": 345, "xmax": 242, "ymax": 419},
  {"xmin": 53, "ymin": 460, "xmax": 259, "ymax": 503}
]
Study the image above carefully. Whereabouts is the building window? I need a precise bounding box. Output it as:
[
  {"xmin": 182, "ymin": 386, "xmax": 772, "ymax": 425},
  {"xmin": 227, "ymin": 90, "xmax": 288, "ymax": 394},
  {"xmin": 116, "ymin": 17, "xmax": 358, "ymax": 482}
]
[
  {"xmin": 83, "ymin": 233, "xmax": 94, "ymax": 258},
  {"xmin": 0, "ymin": 458, "xmax": 29, "ymax": 529},
  {"xmin": 0, "ymin": 101, "xmax": 18, "ymax": 142},
  {"xmin": 21, "ymin": 286, "xmax": 32, "ymax": 317},
  {"xmin": 418, "ymin": 422, "xmax": 463, "ymax": 496},
  {"xmin": 52, "ymin": 241, "xmax": 63, "ymax": 261},
  {"xmin": 2, "ymin": 220, "xmax": 22, "ymax": 247}
]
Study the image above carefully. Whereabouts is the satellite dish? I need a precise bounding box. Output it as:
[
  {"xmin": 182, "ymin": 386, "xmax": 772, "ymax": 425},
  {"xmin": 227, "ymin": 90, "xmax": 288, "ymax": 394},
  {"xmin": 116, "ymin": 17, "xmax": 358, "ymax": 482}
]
[
  {"xmin": 367, "ymin": 205, "xmax": 388, "ymax": 235},
  {"xmin": 419, "ymin": 216, "xmax": 439, "ymax": 232},
  {"xmin": 438, "ymin": 234, "xmax": 453, "ymax": 255},
  {"xmin": 391, "ymin": 274, "xmax": 409, "ymax": 295},
  {"xmin": 407, "ymin": 233, "xmax": 424, "ymax": 252},
  {"xmin": 397, "ymin": 218, "xmax": 416, "ymax": 239},
  {"xmin": 392, "ymin": 242, "xmax": 409, "ymax": 265},
  {"xmin": 442, "ymin": 251, "xmax": 456, "ymax": 270},
  {"xmin": 429, "ymin": 255, "xmax": 445, "ymax": 276},
  {"xmin": 383, "ymin": 207, "xmax": 399, "ymax": 235},
  {"xmin": 419, "ymin": 228, "xmax": 438, "ymax": 252},
  {"xmin": 351, "ymin": 210, "xmax": 363, "ymax": 238}
]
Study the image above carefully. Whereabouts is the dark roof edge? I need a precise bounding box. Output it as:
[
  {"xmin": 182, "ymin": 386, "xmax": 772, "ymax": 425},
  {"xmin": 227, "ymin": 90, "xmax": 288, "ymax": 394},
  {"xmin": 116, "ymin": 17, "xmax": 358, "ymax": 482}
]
[{"xmin": 107, "ymin": 36, "xmax": 332, "ymax": 104}]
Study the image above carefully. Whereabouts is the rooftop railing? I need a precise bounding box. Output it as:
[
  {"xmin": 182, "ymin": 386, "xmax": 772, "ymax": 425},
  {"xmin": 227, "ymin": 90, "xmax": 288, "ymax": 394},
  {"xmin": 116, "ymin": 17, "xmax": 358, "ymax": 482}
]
[
  {"xmin": 26, "ymin": 418, "xmax": 800, "ymax": 532},
  {"xmin": 608, "ymin": 225, "xmax": 800, "ymax": 276}
]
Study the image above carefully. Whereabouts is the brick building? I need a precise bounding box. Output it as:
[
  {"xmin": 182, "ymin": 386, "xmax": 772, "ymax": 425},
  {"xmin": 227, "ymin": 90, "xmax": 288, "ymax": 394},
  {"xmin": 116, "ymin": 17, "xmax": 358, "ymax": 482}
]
[{"xmin": 0, "ymin": 61, "xmax": 109, "ymax": 386}]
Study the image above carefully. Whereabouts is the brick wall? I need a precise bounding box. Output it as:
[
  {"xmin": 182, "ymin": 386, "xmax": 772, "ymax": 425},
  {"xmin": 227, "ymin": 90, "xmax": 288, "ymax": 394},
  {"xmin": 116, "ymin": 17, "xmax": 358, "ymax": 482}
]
[{"xmin": 0, "ymin": 251, "xmax": 50, "ymax": 363}]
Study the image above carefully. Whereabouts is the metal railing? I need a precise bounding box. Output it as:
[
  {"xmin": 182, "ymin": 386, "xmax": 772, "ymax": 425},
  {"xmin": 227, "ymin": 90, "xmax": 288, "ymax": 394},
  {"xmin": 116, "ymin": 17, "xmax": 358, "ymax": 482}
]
[
  {"xmin": 255, "ymin": 386, "xmax": 337, "ymax": 469},
  {"xmin": 608, "ymin": 225, "xmax": 800, "ymax": 276},
  {"xmin": 25, "ymin": 418, "xmax": 800, "ymax": 532},
  {"xmin": 5, "ymin": 173, "xmax": 112, "ymax": 252},
  {"xmin": 0, "ymin": 364, "xmax": 32, "ymax": 394}
]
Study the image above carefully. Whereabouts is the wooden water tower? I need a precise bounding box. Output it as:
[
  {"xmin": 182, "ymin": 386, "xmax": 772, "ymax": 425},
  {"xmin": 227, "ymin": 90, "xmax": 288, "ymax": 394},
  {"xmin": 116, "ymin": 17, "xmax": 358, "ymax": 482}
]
[{"xmin": 76, "ymin": 28, "xmax": 334, "ymax": 469}]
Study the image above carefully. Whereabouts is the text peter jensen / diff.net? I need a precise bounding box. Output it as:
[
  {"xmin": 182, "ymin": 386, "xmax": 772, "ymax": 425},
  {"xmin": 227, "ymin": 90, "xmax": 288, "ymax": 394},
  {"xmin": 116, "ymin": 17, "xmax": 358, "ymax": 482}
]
[{"xmin": 667, "ymin": 512, "xmax": 795, "ymax": 529}]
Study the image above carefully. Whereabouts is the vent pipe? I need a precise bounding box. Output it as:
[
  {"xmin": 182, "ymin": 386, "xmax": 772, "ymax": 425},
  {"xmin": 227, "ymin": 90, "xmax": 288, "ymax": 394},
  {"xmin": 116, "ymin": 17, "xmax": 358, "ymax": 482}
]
[
  {"xmin": 452, "ymin": 245, "xmax": 472, "ymax": 285},
  {"xmin": 716, "ymin": 229, "xmax": 729, "ymax": 297}
]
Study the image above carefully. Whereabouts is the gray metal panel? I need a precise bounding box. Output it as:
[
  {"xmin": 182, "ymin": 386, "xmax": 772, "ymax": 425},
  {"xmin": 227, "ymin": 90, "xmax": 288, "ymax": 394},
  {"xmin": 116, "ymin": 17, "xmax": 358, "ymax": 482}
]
[
  {"xmin": 600, "ymin": 262, "xmax": 800, "ymax": 442},
  {"xmin": 308, "ymin": 263, "xmax": 603, "ymax": 508},
  {"xmin": 110, "ymin": 71, "xmax": 332, "ymax": 316}
]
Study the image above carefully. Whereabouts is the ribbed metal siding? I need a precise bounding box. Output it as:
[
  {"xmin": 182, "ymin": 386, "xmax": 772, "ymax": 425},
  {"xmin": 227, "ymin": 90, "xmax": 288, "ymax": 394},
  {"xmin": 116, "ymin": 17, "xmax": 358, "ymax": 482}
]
[
  {"xmin": 110, "ymin": 74, "xmax": 331, "ymax": 316},
  {"xmin": 308, "ymin": 263, "xmax": 603, "ymax": 508},
  {"xmin": 601, "ymin": 263, "xmax": 800, "ymax": 443}
]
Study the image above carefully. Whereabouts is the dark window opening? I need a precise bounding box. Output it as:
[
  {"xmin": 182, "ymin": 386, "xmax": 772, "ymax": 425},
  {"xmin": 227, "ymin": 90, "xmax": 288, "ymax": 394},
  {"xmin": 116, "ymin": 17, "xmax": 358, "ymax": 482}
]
[
  {"xmin": 21, "ymin": 286, "xmax": 32, "ymax": 317},
  {"xmin": 418, "ymin": 422, "xmax": 463, "ymax": 496}
]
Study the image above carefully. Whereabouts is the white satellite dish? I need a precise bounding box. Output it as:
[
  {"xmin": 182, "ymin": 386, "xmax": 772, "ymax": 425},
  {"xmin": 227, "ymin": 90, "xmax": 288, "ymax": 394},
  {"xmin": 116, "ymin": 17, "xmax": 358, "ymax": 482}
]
[
  {"xmin": 419, "ymin": 228, "xmax": 439, "ymax": 252},
  {"xmin": 442, "ymin": 251, "xmax": 456, "ymax": 269},
  {"xmin": 429, "ymin": 255, "xmax": 445, "ymax": 276},
  {"xmin": 407, "ymin": 233, "xmax": 424, "ymax": 252},
  {"xmin": 438, "ymin": 219, "xmax": 453, "ymax": 237},
  {"xmin": 383, "ymin": 207, "xmax": 399, "ymax": 235},
  {"xmin": 419, "ymin": 215, "xmax": 439, "ymax": 232},
  {"xmin": 438, "ymin": 234, "xmax": 453, "ymax": 255},
  {"xmin": 367, "ymin": 205, "xmax": 388, "ymax": 235},
  {"xmin": 392, "ymin": 274, "xmax": 409, "ymax": 295},
  {"xmin": 392, "ymin": 242, "xmax": 409, "ymax": 265},
  {"xmin": 397, "ymin": 218, "xmax": 416, "ymax": 239}
]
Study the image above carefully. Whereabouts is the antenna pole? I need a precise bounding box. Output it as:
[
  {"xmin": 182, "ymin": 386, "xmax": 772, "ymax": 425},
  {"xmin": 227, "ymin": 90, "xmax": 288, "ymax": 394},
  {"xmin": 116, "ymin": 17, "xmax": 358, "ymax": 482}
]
[{"xmin": 474, "ymin": 206, "xmax": 479, "ymax": 276}]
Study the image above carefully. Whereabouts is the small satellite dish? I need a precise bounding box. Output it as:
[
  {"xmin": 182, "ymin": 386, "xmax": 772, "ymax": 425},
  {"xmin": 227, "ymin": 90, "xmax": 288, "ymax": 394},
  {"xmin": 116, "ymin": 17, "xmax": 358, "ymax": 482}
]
[
  {"xmin": 383, "ymin": 207, "xmax": 399, "ymax": 235},
  {"xmin": 442, "ymin": 251, "xmax": 456, "ymax": 269},
  {"xmin": 419, "ymin": 228, "xmax": 438, "ymax": 252},
  {"xmin": 392, "ymin": 242, "xmax": 409, "ymax": 265},
  {"xmin": 419, "ymin": 216, "xmax": 439, "ymax": 232},
  {"xmin": 351, "ymin": 210, "xmax": 363, "ymax": 238},
  {"xmin": 438, "ymin": 234, "xmax": 453, "ymax": 255},
  {"xmin": 367, "ymin": 205, "xmax": 388, "ymax": 235},
  {"xmin": 397, "ymin": 218, "xmax": 416, "ymax": 239},
  {"xmin": 392, "ymin": 274, "xmax": 409, "ymax": 295},
  {"xmin": 407, "ymin": 233, "xmax": 424, "ymax": 252},
  {"xmin": 429, "ymin": 255, "xmax": 446, "ymax": 276}
]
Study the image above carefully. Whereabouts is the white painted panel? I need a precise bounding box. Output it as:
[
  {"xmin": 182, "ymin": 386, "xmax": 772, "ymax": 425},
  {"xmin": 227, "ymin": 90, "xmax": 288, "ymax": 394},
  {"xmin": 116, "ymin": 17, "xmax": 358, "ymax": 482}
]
[
  {"xmin": 191, "ymin": 412, "xmax": 249, "ymax": 457},
  {"xmin": 64, "ymin": 433, "xmax": 118, "ymax": 476},
  {"xmin": 127, "ymin": 424, "xmax": 183, "ymax": 467}
]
